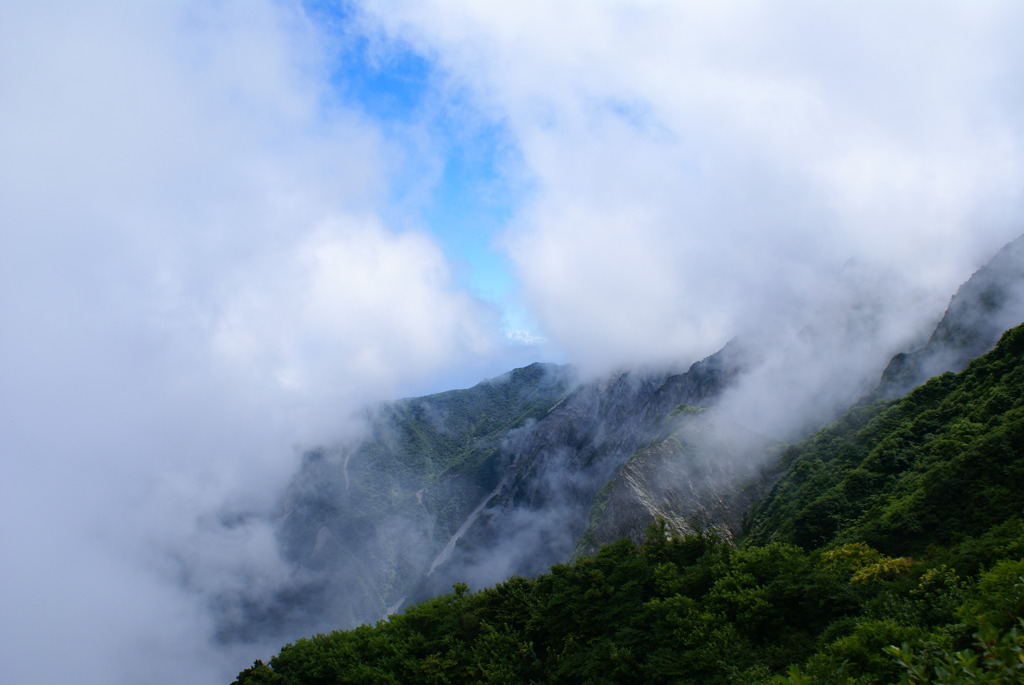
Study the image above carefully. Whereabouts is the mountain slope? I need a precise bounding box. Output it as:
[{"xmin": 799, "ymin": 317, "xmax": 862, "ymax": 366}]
[
  {"xmin": 227, "ymin": 234, "xmax": 1024, "ymax": 646},
  {"xmin": 405, "ymin": 339, "xmax": 750, "ymax": 602},
  {"xmin": 575, "ymin": 404, "xmax": 767, "ymax": 554},
  {"xmin": 745, "ymin": 323, "xmax": 1024, "ymax": 554},
  {"xmin": 214, "ymin": 336, "xmax": 753, "ymax": 643},
  {"xmin": 232, "ymin": 324, "xmax": 1024, "ymax": 685},
  {"xmin": 585, "ymin": 234, "xmax": 1024, "ymax": 553}
]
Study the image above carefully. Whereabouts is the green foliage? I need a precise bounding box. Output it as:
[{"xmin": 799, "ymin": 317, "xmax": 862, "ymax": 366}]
[
  {"xmin": 235, "ymin": 326, "xmax": 1024, "ymax": 684},
  {"xmin": 235, "ymin": 532, "xmax": 1024, "ymax": 685},
  {"xmin": 958, "ymin": 559, "xmax": 1024, "ymax": 630},
  {"xmin": 746, "ymin": 324, "xmax": 1024, "ymax": 554},
  {"xmin": 885, "ymin": 617, "xmax": 1024, "ymax": 684}
]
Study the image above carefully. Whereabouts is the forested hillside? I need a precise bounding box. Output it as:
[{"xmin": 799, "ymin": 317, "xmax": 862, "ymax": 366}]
[{"xmin": 233, "ymin": 325, "xmax": 1024, "ymax": 683}]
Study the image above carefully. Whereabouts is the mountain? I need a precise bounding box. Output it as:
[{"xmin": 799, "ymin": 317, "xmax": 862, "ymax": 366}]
[
  {"xmin": 218, "ymin": 234, "xmax": 1024, "ymax": 650},
  {"xmin": 409, "ymin": 340, "xmax": 750, "ymax": 602},
  {"xmin": 219, "ymin": 340, "xmax": 751, "ymax": 639},
  {"xmin": 575, "ymin": 403, "xmax": 765, "ymax": 555},
  {"xmin": 746, "ymin": 324, "xmax": 1024, "ymax": 554},
  {"xmin": 233, "ymin": 322, "xmax": 1024, "ymax": 684},
  {"xmin": 585, "ymin": 233, "xmax": 1024, "ymax": 553},
  {"xmin": 213, "ymin": 362, "xmax": 574, "ymax": 641}
]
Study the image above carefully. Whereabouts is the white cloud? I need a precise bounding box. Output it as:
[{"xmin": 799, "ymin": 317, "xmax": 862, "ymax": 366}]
[
  {"xmin": 0, "ymin": 1, "xmax": 502, "ymax": 682},
  {"xmin": 362, "ymin": 0, "xmax": 1024, "ymax": 371},
  {"xmin": 211, "ymin": 217, "xmax": 497, "ymax": 432}
]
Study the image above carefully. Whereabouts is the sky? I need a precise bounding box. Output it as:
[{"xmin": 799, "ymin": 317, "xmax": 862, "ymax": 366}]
[{"xmin": 2, "ymin": 1, "xmax": 1024, "ymax": 683}]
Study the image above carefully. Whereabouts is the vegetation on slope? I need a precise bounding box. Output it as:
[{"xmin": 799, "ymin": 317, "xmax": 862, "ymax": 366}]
[
  {"xmin": 744, "ymin": 321, "xmax": 1024, "ymax": 554},
  {"xmin": 234, "ymin": 326, "xmax": 1024, "ymax": 683}
]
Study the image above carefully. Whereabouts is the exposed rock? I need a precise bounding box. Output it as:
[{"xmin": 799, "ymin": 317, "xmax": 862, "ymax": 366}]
[
  {"xmin": 878, "ymin": 234, "xmax": 1024, "ymax": 398},
  {"xmin": 576, "ymin": 407, "xmax": 763, "ymax": 554},
  {"xmin": 410, "ymin": 343, "xmax": 751, "ymax": 601}
]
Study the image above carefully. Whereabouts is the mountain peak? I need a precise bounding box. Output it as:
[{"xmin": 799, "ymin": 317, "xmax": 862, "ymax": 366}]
[{"xmin": 878, "ymin": 233, "xmax": 1024, "ymax": 398}]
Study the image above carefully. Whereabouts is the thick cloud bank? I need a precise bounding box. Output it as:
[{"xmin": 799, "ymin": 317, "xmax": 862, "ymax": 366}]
[{"xmin": 365, "ymin": 0, "xmax": 1024, "ymax": 370}]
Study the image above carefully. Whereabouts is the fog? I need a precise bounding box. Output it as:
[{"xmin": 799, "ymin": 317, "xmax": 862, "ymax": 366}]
[{"xmin": 3, "ymin": 1, "xmax": 1024, "ymax": 683}]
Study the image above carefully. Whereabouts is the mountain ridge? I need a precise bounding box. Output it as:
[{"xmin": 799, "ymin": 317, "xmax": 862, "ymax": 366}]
[
  {"xmin": 582, "ymin": 233, "xmax": 1024, "ymax": 553},
  {"xmin": 218, "ymin": 233, "xmax": 1024, "ymax": 650}
]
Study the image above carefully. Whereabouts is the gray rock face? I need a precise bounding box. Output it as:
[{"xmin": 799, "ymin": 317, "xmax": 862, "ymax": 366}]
[
  {"xmin": 576, "ymin": 407, "xmax": 765, "ymax": 554},
  {"xmin": 411, "ymin": 343, "xmax": 750, "ymax": 601},
  {"xmin": 879, "ymin": 234, "xmax": 1024, "ymax": 398}
]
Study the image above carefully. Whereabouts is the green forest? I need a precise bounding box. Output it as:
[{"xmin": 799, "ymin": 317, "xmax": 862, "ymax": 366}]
[{"xmin": 233, "ymin": 325, "xmax": 1024, "ymax": 684}]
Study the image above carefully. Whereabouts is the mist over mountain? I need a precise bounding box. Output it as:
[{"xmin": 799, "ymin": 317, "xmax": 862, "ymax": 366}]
[
  {"xmin": 235, "ymin": 256, "xmax": 1024, "ymax": 685},
  {"xmin": 212, "ymin": 362, "xmax": 574, "ymax": 644},
  {"xmin": 214, "ymin": 233, "xmax": 1024, "ymax": 651}
]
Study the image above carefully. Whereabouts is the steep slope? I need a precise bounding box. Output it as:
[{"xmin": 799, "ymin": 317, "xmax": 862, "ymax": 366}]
[
  {"xmin": 214, "ymin": 341, "xmax": 751, "ymax": 643},
  {"xmin": 745, "ymin": 323, "xmax": 1024, "ymax": 554},
  {"xmin": 408, "ymin": 340, "xmax": 750, "ymax": 601},
  {"xmin": 576, "ymin": 405, "xmax": 767, "ymax": 554},
  {"xmin": 878, "ymin": 233, "xmax": 1024, "ymax": 398},
  {"xmin": 584, "ymin": 234, "xmax": 1024, "ymax": 552},
  {"xmin": 233, "ymin": 324, "xmax": 1024, "ymax": 685}
]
